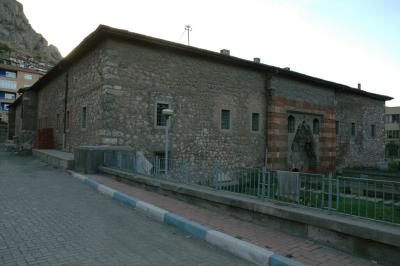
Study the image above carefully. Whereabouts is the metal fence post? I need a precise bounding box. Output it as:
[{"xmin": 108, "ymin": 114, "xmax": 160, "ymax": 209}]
[
  {"xmin": 117, "ymin": 151, "xmax": 122, "ymax": 169},
  {"xmin": 328, "ymin": 172, "xmax": 333, "ymax": 210},
  {"xmin": 267, "ymin": 169, "xmax": 271, "ymax": 199},
  {"xmin": 321, "ymin": 176, "xmax": 325, "ymax": 209},
  {"xmin": 262, "ymin": 166, "xmax": 266, "ymax": 201},
  {"xmin": 257, "ymin": 170, "xmax": 261, "ymax": 198},
  {"xmin": 336, "ymin": 177, "xmax": 340, "ymax": 210},
  {"xmin": 132, "ymin": 151, "xmax": 137, "ymax": 173},
  {"xmin": 155, "ymin": 157, "xmax": 160, "ymax": 176}
]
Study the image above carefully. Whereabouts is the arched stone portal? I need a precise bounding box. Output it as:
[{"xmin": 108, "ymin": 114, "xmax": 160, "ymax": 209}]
[{"xmin": 290, "ymin": 121, "xmax": 317, "ymax": 171}]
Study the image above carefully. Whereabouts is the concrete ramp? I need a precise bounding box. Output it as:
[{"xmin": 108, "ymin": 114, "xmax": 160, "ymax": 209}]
[{"xmin": 32, "ymin": 149, "xmax": 74, "ymax": 170}]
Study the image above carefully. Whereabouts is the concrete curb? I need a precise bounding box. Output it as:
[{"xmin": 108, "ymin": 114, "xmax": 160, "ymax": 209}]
[{"xmin": 68, "ymin": 170, "xmax": 306, "ymax": 266}]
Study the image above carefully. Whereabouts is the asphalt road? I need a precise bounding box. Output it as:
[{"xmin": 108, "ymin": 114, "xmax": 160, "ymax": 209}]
[{"xmin": 0, "ymin": 152, "xmax": 253, "ymax": 266}]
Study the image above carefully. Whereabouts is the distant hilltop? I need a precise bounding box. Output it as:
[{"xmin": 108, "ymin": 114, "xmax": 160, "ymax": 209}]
[{"xmin": 0, "ymin": 0, "xmax": 62, "ymax": 67}]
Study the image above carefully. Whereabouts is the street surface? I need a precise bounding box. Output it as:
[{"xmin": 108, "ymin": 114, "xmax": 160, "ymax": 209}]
[{"xmin": 0, "ymin": 152, "xmax": 253, "ymax": 266}]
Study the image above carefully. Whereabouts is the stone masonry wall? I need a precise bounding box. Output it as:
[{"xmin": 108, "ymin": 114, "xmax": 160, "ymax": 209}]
[
  {"xmin": 37, "ymin": 43, "xmax": 107, "ymax": 152},
  {"xmin": 98, "ymin": 39, "xmax": 268, "ymax": 167},
  {"xmin": 335, "ymin": 92, "xmax": 385, "ymax": 170}
]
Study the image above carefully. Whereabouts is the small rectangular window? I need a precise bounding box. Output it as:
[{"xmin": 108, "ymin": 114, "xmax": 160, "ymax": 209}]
[
  {"xmin": 4, "ymin": 93, "xmax": 15, "ymax": 99},
  {"xmin": 0, "ymin": 80, "xmax": 17, "ymax": 89},
  {"xmin": 335, "ymin": 120, "xmax": 340, "ymax": 135},
  {"xmin": 221, "ymin": 109, "xmax": 230, "ymax": 130},
  {"xmin": 351, "ymin": 123, "xmax": 355, "ymax": 136},
  {"xmin": 251, "ymin": 113, "xmax": 259, "ymax": 131},
  {"xmin": 24, "ymin": 74, "xmax": 33, "ymax": 80},
  {"xmin": 156, "ymin": 103, "xmax": 169, "ymax": 126},
  {"xmin": 5, "ymin": 71, "xmax": 17, "ymax": 78},
  {"xmin": 82, "ymin": 107, "xmax": 87, "ymax": 129},
  {"xmin": 371, "ymin": 124, "xmax": 375, "ymax": 138},
  {"xmin": 385, "ymin": 115, "xmax": 391, "ymax": 124}
]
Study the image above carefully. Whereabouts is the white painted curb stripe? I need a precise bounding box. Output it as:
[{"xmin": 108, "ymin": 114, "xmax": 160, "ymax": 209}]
[
  {"xmin": 136, "ymin": 201, "xmax": 168, "ymax": 223},
  {"xmin": 69, "ymin": 171, "xmax": 87, "ymax": 182},
  {"xmin": 206, "ymin": 230, "xmax": 272, "ymax": 266},
  {"xmin": 98, "ymin": 184, "xmax": 116, "ymax": 197}
]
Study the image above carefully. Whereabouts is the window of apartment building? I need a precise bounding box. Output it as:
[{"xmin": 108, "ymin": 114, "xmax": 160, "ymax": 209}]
[
  {"xmin": 156, "ymin": 103, "xmax": 169, "ymax": 127},
  {"xmin": 0, "ymin": 80, "xmax": 17, "ymax": 89},
  {"xmin": 24, "ymin": 74, "xmax": 33, "ymax": 80},
  {"xmin": 385, "ymin": 115, "xmax": 391, "ymax": 124},
  {"xmin": 251, "ymin": 113, "xmax": 259, "ymax": 131},
  {"xmin": 351, "ymin": 123, "xmax": 355, "ymax": 136},
  {"xmin": 313, "ymin": 118, "xmax": 319, "ymax": 135},
  {"xmin": 81, "ymin": 107, "xmax": 87, "ymax": 129},
  {"xmin": 335, "ymin": 120, "xmax": 340, "ymax": 135},
  {"xmin": 221, "ymin": 109, "xmax": 230, "ymax": 130},
  {"xmin": 393, "ymin": 114, "xmax": 400, "ymax": 123},
  {"xmin": 0, "ymin": 103, "xmax": 9, "ymax": 111},
  {"xmin": 387, "ymin": 130, "xmax": 400, "ymax": 139},
  {"xmin": 4, "ymin": 93, "xmax": 15, "ymax": 100},
  {"xmin": 288, "ymin": 115, "xmax": 295, "ymax": 133},
  {"xmin": 0, "ymin": 70, "xmax": 17, "ymax": 79},
  {"xmin": 371, "ymin": 124, "xmax": 376, "ymax": 138}
]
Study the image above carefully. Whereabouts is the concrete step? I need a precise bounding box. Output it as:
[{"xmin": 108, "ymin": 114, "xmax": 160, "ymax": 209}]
[{"xmin": 32, "ymin": 149, "xmax": 74, "ymax": 170}]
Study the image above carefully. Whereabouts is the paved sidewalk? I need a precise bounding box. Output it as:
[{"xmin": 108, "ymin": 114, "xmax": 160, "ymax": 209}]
[
  {"xmin": 87, "ymin": 173, "xmax": 378, "ymax": 266},
  {"xmin": 0, "ymin": 152, "xmax": 253, "ymax": 266}
]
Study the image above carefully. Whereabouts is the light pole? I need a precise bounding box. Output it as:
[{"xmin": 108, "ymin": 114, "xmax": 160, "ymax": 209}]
[{"xmin": 162, "ymin": 108, "xmax": 174, "ymax": 175}]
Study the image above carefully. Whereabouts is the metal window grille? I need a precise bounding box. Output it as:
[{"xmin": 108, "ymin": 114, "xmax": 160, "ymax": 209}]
[
  {"xmin": 221, "ymin": 110, "xmax": 230, "ymax": 130},
  {"xmin": 336, "ymin": 120, "xmax": 339, "ymax": 135},
  {"xmin": 313, "ymin": 119, "xmax": 319, "ymax": 135},
  {"xmin": 252, "ymin": 113, "xmax": 259, "ymax": 131}
]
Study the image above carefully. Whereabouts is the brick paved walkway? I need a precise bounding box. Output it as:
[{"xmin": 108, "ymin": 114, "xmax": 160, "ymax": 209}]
[
  {"xmin": 87, "ymin": 173, "xmax": 378, "ymax": 266},
  {"xmin": 0, "ymin": 152, "xmax": 253, "ymax": 266}
]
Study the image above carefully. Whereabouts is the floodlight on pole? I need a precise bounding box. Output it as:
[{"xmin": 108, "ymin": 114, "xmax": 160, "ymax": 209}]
[{"xmin": 162, "ymin": 108, "xmax": 174, "ymax": 176}]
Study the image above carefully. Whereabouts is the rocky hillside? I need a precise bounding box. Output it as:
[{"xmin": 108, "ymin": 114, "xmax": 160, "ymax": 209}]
[{"xmin": 0, "ymin": 0, "xmax": 62, "ymax": 65}]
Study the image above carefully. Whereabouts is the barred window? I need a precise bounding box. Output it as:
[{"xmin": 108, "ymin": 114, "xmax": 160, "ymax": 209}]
[
  {"xmin": 288, "ymin": 115, "xmax": 295, "ymax": 133},
  {"xmin": 371, "ymin": 125, "xmax": 375, "ymax": 138},
  {"xmin": 82, "ymin": 107, "xmax": 87, "ymax": 129},
  {"xmin": 336, "ymin": 120, "xmax": 340, "ymax": 135},
  {"xmin": 313, "ymin": 118, "xmax": 319, "ymax": 135},
  {"xmin": 252, "ymin": 113, "xmax": 259, "ymax": 131},
  {"xmin": 351, "ymin": 123, "xmax": 355, "ymax": 136},
  {"xmin": 156, "ymin": 103, "xmax": 169, "ymax": 126},
  {"xmin": 221, "ymin": 109, "xmax": 230, "ymax": 130}
]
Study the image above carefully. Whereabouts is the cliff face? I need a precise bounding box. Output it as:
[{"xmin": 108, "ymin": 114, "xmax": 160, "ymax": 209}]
[{"xmin": 0, "ymin": 0, "xmax": 62, "ymax": 65}]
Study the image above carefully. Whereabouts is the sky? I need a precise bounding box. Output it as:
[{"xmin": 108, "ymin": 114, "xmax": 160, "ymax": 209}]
[{"xmin": 18, "ymin": 0, "xmax": 400, "ymax": 106}]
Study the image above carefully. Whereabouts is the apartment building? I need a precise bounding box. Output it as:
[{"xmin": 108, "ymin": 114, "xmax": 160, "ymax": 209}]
[
  {"xmin": 385, "ymin": 106, "xmax": 400, "ymax": 158},
  {"xmin": 0, "ymin": 60, "xmax": 41, "ymax": 123}
]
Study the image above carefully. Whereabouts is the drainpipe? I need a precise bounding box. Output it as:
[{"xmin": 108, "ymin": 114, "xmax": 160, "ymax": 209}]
[{"xmin": 62, "ymin": 72, "xmax": 69, "ymax": 151}]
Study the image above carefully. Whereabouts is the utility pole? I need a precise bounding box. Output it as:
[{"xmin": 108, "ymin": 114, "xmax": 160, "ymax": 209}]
[{"xmin": 184, "ymin": 25, "xmax": 192, "ymax": 45}]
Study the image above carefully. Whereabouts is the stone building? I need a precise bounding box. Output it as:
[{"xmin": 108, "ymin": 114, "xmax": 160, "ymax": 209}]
[{"xmin": 9, "ymin": 25, "xmax": 392, "ymax": 172}]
